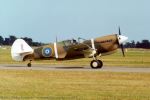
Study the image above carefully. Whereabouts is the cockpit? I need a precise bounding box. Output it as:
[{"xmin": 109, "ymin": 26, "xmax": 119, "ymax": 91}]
[
  {"xmin": 58, "ymin": 39, "xmax": 78, "ymax": 46},
  {"xmin": 57, "ymin": 37, "xmax": 87, "ymax": 47},
  {"xmin": 66, "ymin": 39, "xmax": 78, "ymax": 46}
]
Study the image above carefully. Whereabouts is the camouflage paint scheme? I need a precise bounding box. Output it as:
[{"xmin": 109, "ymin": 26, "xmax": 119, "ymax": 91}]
[{"xmin": 23, "ymin": 34, "xmax": 119, "ymax": 61}]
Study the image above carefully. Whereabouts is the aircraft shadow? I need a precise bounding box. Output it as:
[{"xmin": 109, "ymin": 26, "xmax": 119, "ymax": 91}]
[
  {"xmin": 3, "ymin": 65, "xmax": 85, "ymax": 69},
  {"xmin": 54, "ymin": 67, "xmax": 85, "ymax": 69},
  {"xmin": 4, "ymin": 65, "xmax": 26, "ymax": 67}
]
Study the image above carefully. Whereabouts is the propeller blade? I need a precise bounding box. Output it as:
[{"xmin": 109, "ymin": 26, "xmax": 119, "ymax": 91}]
[
  {"xmin": 118, "ymin": 27, "xmax": 126, "ymax": 57},
  {"xmin": 120, "ymin": 44, "xmax": 125, "ymax": 57},
  {"xmin": 119, "ymin": 27, "xmax": 121, "ymax": 35},
  {"xmin": 56, "ymin": 36, "xmax": 58, "ymax": 42}
]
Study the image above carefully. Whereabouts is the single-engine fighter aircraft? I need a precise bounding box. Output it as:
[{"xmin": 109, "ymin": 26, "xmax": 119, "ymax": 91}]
[{"xmin": 11, "ymin": 28, "xmax": 128, "ymax": 69}]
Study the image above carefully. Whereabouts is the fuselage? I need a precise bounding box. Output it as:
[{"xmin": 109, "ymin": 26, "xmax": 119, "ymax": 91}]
[
  {"xmin": 30, "ymin": 34, "xmax": 122, "ymax": 60},
  {"xmin": 11, "ymin": 34, "xmax": 128, "ymax": 61}
]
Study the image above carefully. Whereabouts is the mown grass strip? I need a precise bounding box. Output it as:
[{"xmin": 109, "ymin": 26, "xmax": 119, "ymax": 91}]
[{"xmin": 0, "ymin": 70, "xmax": 150, "ymax": 100}]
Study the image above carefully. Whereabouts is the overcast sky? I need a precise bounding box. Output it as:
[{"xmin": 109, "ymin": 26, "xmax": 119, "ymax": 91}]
[{"xmin": 0, "ymin": 0, "xmax": 150, "ymax": 43}]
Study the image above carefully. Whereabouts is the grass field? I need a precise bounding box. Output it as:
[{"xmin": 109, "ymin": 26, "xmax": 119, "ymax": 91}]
[
  {"xmin": 0, "ymin": 70, "xmax": 150, "ymax": 100},
  {"xmin": 0, "ymin": 47, "xmax": 150, "ymax": 67},
  {"xmin": 0, "ymin": 47, "xmax": 150, "ymax": 100}
]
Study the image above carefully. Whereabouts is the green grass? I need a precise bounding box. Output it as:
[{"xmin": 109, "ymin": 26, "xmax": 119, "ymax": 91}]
[
  {"xmin": 0, "ymin": 47, "xmax": 150, "ymax": 67},
  {"xmin": 0, "ymin": 70, "xmax": 150, "ymax": 100}
]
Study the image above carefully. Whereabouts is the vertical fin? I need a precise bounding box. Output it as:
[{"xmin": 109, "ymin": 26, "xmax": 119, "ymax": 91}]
[{"xmin": 11, "ymin": 39, "xmax": 33, "ymax": 61}]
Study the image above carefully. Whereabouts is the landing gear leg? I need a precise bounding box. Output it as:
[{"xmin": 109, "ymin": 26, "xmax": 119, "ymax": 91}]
[
  {"xmin": 27, "ymin": 60, "xmax": 32, "ymax": 67},
  {"xmin": 90, "ymin": 56, "xmax": 103, "ymax": 69}
]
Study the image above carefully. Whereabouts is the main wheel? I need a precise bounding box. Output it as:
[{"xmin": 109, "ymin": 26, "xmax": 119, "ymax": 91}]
[
  {"xmin": 97, "ymin": 60, "xmax": 103, "ymax": 68},
  {"xmin": 90, "ymin": 60, "xmax": 103, "ymax": 69},
  {"xmin": 90, "ymin": 60, "xmax": 99, "ymax": 69},
  {"xmin": 27, "ymin": 63, "xmax": 31, "ymax": 67}
]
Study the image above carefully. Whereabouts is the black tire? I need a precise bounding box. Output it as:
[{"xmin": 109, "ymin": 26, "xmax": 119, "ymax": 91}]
[
  {"xmin": 90, "ymin": 60, "xmax": 103, "ymax": 69},
  {"xmin": 90, "ymin": 60, "xmax": 100, "ymax": 69},
  {"xmin": 27, "ymin": 63, "xmax": 31, "ymax": 67},
  {"xmin": 97, "ymin": 60, "xmax": 103, "ymax": 68}
]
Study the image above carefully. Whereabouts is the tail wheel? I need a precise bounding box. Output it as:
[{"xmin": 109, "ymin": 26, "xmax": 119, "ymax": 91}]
[
  {"xmin": 27, "ymin": 60, "xmax": 32, "ymax": 67},
  {"xmin": 90, "ymin": 60, "xmax": 103, "ymax": 69},
  {"xmin": 27, "ymin": 63, "xmax": 31, "ymax": 67}
]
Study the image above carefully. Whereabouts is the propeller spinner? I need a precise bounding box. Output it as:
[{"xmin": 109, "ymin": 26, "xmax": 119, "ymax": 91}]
[{"xmin": 117, "ymin": 27, "xmax": 128, "ymax": 57}]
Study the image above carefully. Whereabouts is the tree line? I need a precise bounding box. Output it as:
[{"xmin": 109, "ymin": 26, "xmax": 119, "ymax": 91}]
[
  {"xmin": 124, "ymin": 40, "xmax": 150, "ymax": 49},
  {"xmin": 0, "ymin": 35, "xmax": 43, "ymax": 46},
  {"xmin": 0, "ymin": 35, "xmax": 150, "ymax": 48}
]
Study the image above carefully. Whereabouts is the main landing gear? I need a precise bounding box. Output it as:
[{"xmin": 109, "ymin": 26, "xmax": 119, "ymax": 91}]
[
  {"xmin": 90, "ymin": 54, "xmax": 103, "ymax": 69},
  {"xmin": 90, "ymin": 60, "xmax": 103, "ymax": 69},
  {"xmin": 27, "ymin": 60, "xmax": 32, "ymax": 67}
]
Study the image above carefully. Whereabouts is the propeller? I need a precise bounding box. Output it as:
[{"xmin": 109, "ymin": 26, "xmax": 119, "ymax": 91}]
[
  {"xmin": 56, "ymin": 36, "xmax": 58, "ymax": 43},
  {"xmin": 118, "ymin": 27, "xmax": 127, "ymax": 57},
  {"xmin": 119, "ymin": 27, "xmax": 121, "ymax": 35},
  {"xmin": 120, "ymin": 44, "xmax": 125, "ymax": 57}
]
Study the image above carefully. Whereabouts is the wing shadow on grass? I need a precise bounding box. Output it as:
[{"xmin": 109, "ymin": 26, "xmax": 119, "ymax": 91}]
[
  {"xmin": 2, "ymin": 64, "xmax": 86, "ymax": 69},
  {"xmin": 54, "ymin": 67, "xmax": 85, "ymax": 69}
]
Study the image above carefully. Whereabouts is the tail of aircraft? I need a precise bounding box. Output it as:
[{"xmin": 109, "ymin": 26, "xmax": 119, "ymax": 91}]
[{"xmin": 11, "ymin": 39, "xmax": 34, "ymax": 61}]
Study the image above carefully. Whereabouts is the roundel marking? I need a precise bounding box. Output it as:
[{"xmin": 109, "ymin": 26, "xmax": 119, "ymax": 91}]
[{"xmin": 42, "ymin": 47, "xmax": 53, "ymax": 57}]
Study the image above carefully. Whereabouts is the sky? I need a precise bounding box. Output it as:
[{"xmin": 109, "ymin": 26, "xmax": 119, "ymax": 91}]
[{"xmin": 0, "ymin": 0, "xmax": 150, "ymax": 43}]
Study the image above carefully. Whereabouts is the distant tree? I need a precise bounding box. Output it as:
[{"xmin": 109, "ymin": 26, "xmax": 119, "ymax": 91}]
[
  {"xmin": 0, "ymin": 35, "xmax": 45, "ymax": 46},
  {"xmin": 136, "ymin": 41, "xmax": 140, "ymax": 48},
  {"xmin": 9, "ymin": 35, "xmax": 17, "ymax": 45},
  {"xmin": 131, "ymin": 40, "xmax": 136, "ymax": 48},
  {"xmin": 124, "ymin": 40, "xmax": 136, "ymax": 48},
  {"xmin": 141, "ymin": 40, "xmax": 150, "ymax": 49},
  {"xmin": 124, "ymin": 42, "xmax": 132, "ymax": 48},
  {"xmin": 21, "ymin": 37, "xmax": 33, "ymax": 46},
  {"xmin": 0, "ymin": 36, "xmax": 4, "ymax": 45},
  {"xmin": 125, "ymin": 39, "xmax": 150, "ymax": 49},
  {"xmin": 32, "ymin": 42, "xmax": 43, "ymax": 46},
  {"xmin": 3, "ymin": 38, "xmax": 11, "ymax": 45}
]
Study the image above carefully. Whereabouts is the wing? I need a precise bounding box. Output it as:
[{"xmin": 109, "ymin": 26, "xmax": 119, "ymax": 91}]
[{"xmin": 63, "ymin": 41, "xmax": 96, "ymax": 58}]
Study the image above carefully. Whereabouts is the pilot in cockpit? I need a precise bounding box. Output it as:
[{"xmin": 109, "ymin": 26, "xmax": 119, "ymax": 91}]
[{"xmin": 71, "ymin": 39, "xmax": 78, "ymax": 44}]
